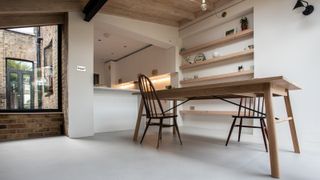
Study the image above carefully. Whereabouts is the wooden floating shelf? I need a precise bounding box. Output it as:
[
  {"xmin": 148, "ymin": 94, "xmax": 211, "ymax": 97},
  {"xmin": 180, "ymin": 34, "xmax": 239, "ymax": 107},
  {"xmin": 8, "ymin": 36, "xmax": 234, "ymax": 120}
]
[
  {"xmin": 180, "ymin": 110, "xmax": 239, "ymax": 116},
  {"xmin": 180, "ymin": 29, "xmax": 254, "ymax": 56},
  {"xmin": 180, "ymin": 49, "xmax": 254, "ymax": 70},
  {"xmin": 276, "ymin": 117, "xmax": 293, "ymax": 124},
  {"xmin": 180, "ymin": 70, "xmax": 254, "ymax": 85},
  {"xmin": 181, "ymin": 110, "xmax": 293, "ymax": 122}
]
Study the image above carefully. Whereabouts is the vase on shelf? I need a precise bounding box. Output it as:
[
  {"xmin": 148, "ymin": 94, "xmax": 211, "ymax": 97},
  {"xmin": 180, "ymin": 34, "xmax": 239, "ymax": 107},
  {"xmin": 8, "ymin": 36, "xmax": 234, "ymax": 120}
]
[
  {"xmin": 212, "ymin": 52, "xmax": 220, "ymax": 58},
  {"xmin": 240, "ymin": 17, "xmax": 248, "ymax": 31}
]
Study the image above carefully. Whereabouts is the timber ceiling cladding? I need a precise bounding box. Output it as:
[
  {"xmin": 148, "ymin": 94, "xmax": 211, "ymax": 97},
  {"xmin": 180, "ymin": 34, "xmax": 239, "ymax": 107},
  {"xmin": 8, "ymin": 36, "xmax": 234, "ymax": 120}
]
[
  {"xmin": 0, "ymin": 0, "xmax": 232, "ymax": 27},
  {"xmin": 93, "ymin": 0, "xmax": 233, "ymax": 26}
]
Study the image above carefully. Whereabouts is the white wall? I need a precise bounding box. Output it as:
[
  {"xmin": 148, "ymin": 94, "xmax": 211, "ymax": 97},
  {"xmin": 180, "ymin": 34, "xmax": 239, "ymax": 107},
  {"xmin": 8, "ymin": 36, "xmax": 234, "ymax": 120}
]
[
  {"xmin": 179, "ymin": 0, "xmax": 320, "ymax": 143},
  {"xmin": 182, "ymin": 12, "xmax": 254, "ymax": 82},
  {"xmin": 94, "ymin": 88, "xmax": 138, "ymax": 133},
  {"xmin": 254, "ymin": 0, "xmax": 320, "ymax": 141},
  {"xmin": 68, "ymin": 12, "xmax": 95, "ymax": 138},
  {"xmin": 94, "ymin": 13, "xmax": 180, "ymax": 86},
  {"xmin": 94, "ymin": 14, "xmax": 179, "ymax": 49},
  {"xmin": 179, "ymin": 2, "xmax": 254, "ymax": 133},
  {"xmin": 113, "ymin": 46, "xmax": 176, "ymax": 83},
  {"xmin": 90, "ymin": 11, "xmax": 181, "ymax": 134}
]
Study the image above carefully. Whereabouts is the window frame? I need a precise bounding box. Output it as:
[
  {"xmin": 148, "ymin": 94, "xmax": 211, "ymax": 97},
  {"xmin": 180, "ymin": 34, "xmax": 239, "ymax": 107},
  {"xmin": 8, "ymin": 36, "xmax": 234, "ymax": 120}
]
[
  {"xmin": 5, "ymin": 58, "xmax": 35, "ymax": 110},
  {"xmin": 43, "ymin": 40, "xmax": 54, "ymax": 96},
  {"xmin": 0, "ymin": 25, "xmax": 62, "ymax": 113}
]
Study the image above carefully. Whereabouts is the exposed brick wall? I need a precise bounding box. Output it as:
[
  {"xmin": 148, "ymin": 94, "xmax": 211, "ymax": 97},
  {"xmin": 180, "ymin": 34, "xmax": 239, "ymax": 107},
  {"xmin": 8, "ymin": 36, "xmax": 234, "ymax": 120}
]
[
  {"xmin": 0, "ymin": 30, "xmax": 37, "ymax": 109},
  {"xmin": 41, "ymin": 26, "xmax": 59, "ymax": 109},
  {"xmin": 0, "ymin": 113, "xmax": 64, "ymax": 141},
  {"xmin": 0, "ymin": 27, "xmax": 59, "ymax": 110}
]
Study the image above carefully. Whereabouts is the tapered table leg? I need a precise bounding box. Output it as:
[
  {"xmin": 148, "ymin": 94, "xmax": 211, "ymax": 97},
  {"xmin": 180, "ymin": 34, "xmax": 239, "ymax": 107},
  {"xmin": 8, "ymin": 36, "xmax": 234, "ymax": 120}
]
[
  {"xmin": 133, "ymin": 97, "xmax": 144, "ymax": 141},
  {"xmin": 284, "ymin": 90, "xmax": 301, "ymax": 153},
  {"xmin": 264, "ymin": 84, "xmax": 280, "ymax": 178}
]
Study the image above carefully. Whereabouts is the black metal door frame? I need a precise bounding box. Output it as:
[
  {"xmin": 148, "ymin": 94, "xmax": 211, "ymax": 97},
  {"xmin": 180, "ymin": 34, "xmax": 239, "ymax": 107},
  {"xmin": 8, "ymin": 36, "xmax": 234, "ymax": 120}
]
[{"xmin": 6, "ymin": 59, "xmax": 35, "ymax": 110}]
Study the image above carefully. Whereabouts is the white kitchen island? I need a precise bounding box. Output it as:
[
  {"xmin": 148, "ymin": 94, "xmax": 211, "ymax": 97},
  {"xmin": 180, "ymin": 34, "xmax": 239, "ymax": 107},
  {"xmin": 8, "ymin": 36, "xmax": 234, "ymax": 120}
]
[{"xmin": 94, "ymin": 87, "xmax": 140, "ymax": 133}]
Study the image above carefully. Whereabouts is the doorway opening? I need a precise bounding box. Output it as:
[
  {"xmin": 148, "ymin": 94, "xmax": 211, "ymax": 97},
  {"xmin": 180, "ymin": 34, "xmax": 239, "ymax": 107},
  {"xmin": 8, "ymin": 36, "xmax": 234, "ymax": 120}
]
[{"xmin": 6, "ymin": 59, "xmax": 34, "ymax": 110}]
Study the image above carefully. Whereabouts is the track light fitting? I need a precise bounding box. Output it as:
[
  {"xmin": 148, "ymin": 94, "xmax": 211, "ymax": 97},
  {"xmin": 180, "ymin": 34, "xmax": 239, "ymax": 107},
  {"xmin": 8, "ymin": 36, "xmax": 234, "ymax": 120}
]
[{"xmin": 201, "ymin": 0, "xmax": 208, "ymax": 11}]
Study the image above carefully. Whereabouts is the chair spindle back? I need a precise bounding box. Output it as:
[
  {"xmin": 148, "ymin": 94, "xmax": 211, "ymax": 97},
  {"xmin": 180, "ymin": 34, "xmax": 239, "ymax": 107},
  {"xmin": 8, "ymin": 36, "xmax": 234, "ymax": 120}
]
[
  {"xmin": 138, "ymin": 74, "xmax": 164, "ymax": 118},
  {"xmin": 238, "ymin": 96, "xmax": 265, "ymax": 117}
]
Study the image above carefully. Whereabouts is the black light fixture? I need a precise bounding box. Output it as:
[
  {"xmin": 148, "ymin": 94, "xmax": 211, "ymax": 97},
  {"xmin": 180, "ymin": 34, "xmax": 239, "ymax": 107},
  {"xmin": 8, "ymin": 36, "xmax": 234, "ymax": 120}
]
[{"xmin": 293, "ymin": 0, "xmax": 314, "ymax": 16}]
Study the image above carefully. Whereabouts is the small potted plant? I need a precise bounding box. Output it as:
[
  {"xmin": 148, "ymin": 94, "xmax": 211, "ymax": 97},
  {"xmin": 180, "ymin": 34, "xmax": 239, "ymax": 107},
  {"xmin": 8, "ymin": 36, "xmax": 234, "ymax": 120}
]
[
  {"xmin": 180, "ymin": 48, "xmax": 186, "ymax": 53},
  {"xmin": 240, "ymin": 17, "xmax": 248, "ymax": 31}
]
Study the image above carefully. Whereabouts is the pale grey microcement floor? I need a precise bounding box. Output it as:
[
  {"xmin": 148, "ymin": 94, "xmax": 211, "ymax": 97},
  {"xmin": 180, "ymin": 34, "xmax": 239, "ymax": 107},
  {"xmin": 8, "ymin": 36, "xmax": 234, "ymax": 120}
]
[{"xmin": 0, "ymin": 127, "xmax": 319, "ymax": 180}]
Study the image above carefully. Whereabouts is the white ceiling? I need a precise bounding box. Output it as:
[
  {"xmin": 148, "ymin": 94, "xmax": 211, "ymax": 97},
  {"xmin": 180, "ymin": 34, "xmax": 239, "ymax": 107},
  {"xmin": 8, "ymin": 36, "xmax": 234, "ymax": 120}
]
[{"xmin": 94, "ymin": 24, "xmax": 149, "ymax": 63}]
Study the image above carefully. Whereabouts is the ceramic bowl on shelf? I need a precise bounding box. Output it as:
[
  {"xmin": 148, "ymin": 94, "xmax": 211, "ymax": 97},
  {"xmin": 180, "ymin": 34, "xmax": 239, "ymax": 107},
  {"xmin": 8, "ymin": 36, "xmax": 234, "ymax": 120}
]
[
  {"xmin": 194, "ymin": 53, "xmax": 206, "ymax": 62},
  {"xmin": 185, "ymin": 56, "xmax": 194, "ymax": 64},
  {"xmin": 212, "ymin": 52, "xmax": 221, "ymax": 58}
]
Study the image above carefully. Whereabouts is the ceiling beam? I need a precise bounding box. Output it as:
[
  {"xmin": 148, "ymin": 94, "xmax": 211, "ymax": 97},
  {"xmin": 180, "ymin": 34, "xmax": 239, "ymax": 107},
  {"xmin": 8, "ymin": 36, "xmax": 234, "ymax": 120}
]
[
  {"xmin": 83, "ymin": 0, "xmax": 109, "ymax": 21},
  {"xmin": 0, "ymin": 13, "xmax": 66, "ymax": 28},
  {"xmin": 0, "ymin": 0, "xmax": 81, "ymax": 14}
]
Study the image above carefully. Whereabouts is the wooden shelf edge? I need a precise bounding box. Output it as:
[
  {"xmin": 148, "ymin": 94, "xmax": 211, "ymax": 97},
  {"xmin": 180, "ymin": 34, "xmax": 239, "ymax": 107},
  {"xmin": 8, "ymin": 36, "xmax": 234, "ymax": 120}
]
[
  {"xmin": 180, "ymin": 110, "xmax": 239, "ymax": 116},
  {"xmin": 180, "ymin": 49, "xmax": 254, "ymax": 70},
  {"xmin": 180, "ymin": 29, "xmax": 254, "ymax": 56},
  {"xmin": 180, "ymin": 70, "xmax": 254, "ymax": 85}
]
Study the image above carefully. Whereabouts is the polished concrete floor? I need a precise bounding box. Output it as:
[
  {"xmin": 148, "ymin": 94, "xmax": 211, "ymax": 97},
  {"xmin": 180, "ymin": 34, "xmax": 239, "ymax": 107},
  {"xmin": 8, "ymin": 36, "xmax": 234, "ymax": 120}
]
[{"xmin": 0, "ymin": 127, "xmax": 319, "ymax": 180}]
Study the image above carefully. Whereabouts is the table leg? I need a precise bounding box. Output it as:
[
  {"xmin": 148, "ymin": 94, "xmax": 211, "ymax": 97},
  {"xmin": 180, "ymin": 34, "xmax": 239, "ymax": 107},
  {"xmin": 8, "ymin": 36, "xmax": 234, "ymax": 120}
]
[
  {"xmin": 264, "ymin": 84, "xmax": 280, "ymax": 178},
  {"xmin": 173, "ymin": 100, "xmax": 177, "ymax": 135},
  {"xmin": 133, "ymin": 97, "xmax": 144, "ymax": 141},
  {"xmin": 284, "ymin": 90, "xmax": 301, "ymax": 153}
]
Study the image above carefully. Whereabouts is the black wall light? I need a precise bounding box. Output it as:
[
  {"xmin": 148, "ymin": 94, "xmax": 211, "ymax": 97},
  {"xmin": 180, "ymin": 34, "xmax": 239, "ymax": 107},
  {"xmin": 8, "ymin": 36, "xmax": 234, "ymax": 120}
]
[{"xmin": 293, "ymin": 0, "xmax": 314, "ymax": 15}]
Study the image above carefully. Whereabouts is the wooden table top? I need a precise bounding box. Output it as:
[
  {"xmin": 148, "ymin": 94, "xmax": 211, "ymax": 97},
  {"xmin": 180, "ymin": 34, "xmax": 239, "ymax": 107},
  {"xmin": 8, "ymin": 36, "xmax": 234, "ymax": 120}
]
[
  {"xmin": 161, "ymin": 76, "xmax": 301, "ymax": 99},
  {"xmin": 133, "ymin": 76, "xmax": 301, "ymax": 100}
]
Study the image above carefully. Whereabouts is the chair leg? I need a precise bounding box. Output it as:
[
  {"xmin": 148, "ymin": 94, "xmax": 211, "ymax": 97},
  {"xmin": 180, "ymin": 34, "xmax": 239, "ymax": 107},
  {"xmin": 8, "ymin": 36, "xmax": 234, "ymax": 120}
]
[
  {"xmin": 173, "ymin": 118, "xmax": 183, "ymax": 145},
  {"xmin": 260, "ymin": 119, "xmax": 268, "ymax": 152},
  {"xmin": 262, "ymin": 119, "xmax": 269, "ymax": 140},
  {"xmin": 157, "ymin": 118, "xmax": 163, "ymax": 148},
  {"xmin": 238, "ymin": 118, "xmax": 243, "ymax": 142},
  {"xmin": 226, "ymin": 117, "xmax": 237, "ymax": 146},
  {"xmin": 140, "ymin": 118, "xmax": 152, "ymax": 144}
]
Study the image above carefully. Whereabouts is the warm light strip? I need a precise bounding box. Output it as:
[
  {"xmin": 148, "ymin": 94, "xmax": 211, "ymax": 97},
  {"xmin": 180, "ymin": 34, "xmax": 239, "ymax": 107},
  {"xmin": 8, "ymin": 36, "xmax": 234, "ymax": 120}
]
[
  {"xmin": 113, "ymin": 73, "xmax": 173, "ymax": 89},
  {"xmin": 149, "ymin": 73, "xmax": 171, "ymax": 81},
  {"xmin": 117, "ymin": 83, "xmax": 135, "ymax": 89},
  {"xmin": 149, "ymin": 73, "xmax": 171, "ymax": 84},
  {"xmin": 151, "ymin": 77, "xmax": 170, "ymax": 84},
  {"xmin": 112, "ymin": 81, "xmax": 135, "ymax": 89}
]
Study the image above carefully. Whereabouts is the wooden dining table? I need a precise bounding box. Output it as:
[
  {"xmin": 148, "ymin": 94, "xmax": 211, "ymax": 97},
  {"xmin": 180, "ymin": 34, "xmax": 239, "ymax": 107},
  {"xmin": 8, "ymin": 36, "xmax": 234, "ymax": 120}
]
[{"xmin": 132, "ymin": 76, "xmax": 301, "ymax": 178}]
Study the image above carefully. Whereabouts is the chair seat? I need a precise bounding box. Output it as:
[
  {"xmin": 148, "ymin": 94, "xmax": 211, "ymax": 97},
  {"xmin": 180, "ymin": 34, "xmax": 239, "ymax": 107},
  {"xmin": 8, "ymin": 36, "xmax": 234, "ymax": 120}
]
[
  {"xmin": 143, "ymin": 113, "xmax": 177, "ymax": 119},
  {"xmin": 148, "ymin": 123, "xmax": 174, "ymax": 127}
]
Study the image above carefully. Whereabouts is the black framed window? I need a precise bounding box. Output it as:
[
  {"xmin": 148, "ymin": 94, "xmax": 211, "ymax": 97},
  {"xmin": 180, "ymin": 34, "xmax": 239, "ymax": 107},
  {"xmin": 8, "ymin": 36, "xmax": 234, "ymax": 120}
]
[{"xmin": 0, "ymin": 25, "xmax": 62, "ymax": 112}]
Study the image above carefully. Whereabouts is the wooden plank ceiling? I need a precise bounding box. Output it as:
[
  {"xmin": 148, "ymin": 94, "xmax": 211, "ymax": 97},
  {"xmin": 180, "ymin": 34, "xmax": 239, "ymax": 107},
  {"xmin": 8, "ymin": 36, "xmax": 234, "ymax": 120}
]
[
  {"xmin": 81, "ymin": 0, "xmax": 231, "ymax": 26},
  {"xmin": 83, "ymin": 0, "xmax": 233, "ymax": 26},
  {"xmin": 0, "ymin": 0, "xmax": 232, "ymax": 27}
]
